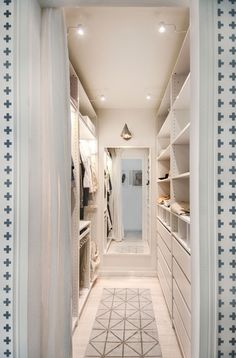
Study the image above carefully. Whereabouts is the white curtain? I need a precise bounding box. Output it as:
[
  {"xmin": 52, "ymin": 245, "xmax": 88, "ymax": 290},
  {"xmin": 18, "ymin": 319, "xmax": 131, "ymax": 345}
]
[
  {"xmin": 112, "ymin": 149, "xmax": 124, "ymax": 241},
  {"xmin": 40, "ymin": 8, "xmax": 72, "ymax": 358}
]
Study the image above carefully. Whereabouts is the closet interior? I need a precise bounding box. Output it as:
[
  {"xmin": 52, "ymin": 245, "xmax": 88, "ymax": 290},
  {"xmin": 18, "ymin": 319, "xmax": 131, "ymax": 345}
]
[
  {"xmin": 156, "ymin": 29, "xmax": 191, "ymax": 358},
  {"xmin": 70, "ymin": 64, "xmax": 100, "ymax": 331},
  {"xmin": 65, "ymin": 6, "xmax": 191, "ymax": 358}
]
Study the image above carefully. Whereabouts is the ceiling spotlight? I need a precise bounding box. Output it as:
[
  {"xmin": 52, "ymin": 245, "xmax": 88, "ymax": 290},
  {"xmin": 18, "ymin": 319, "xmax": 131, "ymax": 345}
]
[
  {"xmin": 100, "ymin": 95, "xmax": 106, "ymax": 102},
  {"xmin": 146, "ymin": 94, "xmax": 152, "ymax": 100},
  {"xmin": 158, "ymin": 21, "xmax": 186, "ymax": 34},
  {"xmin": 77, "ymin": 24, "xmax": 85, "ymax": 36},
  {"xmin": 158, "ymin": 22, "xmax": 166, "ymax": 33}
]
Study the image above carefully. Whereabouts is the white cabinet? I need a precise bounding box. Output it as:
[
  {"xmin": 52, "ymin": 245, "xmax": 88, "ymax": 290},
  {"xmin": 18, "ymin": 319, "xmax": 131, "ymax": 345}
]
[
  {"xmin": 173, "ymin": 258, "xmax": 191, "ymax": 311},
  {"xmin": 173, "ymin": 236, "xmax": 191, "ymax": 282},
  {"xmin": 173, "ymin": 302, "xmax": 191, "ymax": 358},
  {"xmin": 156, "ymin": 28, "xmax": 192, "ymax": 358},
  {"xmin": 157, "ymin": 233, "xmax": 172, "ymax": 270},
  {"xmin": 70, "ymin": 63, "xmax": 99, "ymax": 333}
]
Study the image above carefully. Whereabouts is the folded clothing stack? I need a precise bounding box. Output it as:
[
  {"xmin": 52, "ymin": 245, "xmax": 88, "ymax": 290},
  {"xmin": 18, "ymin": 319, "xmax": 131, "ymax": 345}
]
[{"xmin": 171, "ymin": 201, "xmax": 190, "ymax": 215}]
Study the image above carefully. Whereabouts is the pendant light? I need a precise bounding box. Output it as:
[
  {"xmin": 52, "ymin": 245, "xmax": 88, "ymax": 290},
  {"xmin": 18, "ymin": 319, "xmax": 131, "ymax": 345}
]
[{"xmin": 121, "ymin": 124, "xmax": 132, "ymax": 140}]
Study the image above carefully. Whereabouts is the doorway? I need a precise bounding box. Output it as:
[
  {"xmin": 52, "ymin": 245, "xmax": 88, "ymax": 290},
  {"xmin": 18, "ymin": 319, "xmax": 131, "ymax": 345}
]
[
  {"xmin": 12, "ymin": 0, "xmax": 217, "ymax": 358},
  {"xmin": 104, "ymin": 147, "xmax": 150, "ymax": 254}
]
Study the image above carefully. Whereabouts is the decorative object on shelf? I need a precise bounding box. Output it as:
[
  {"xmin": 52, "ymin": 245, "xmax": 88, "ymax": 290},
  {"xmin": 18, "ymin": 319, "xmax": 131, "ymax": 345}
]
[
  {"xmin": 131, "ymin": 170, "xmax": 142, "ymax": 186},
  {"xmin": 121, "ymin": 123, "xmax": 132, "ymax": 140},
  {"xmin": 158, "ymin": 21, "xmax": 187, "ymax": 34},
  {"xmin": 158, "ymin": 173, "xmax": 169, "ymax": 180}
]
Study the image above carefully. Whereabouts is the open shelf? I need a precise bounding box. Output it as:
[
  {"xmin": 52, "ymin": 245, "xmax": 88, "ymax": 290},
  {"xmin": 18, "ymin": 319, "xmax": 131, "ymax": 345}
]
[
  {"xmin": 156, "ymin": 27, "xmax": 191, "ymax": 358},
  {"xmin": 157, "ymin": 111, "xmax": 172, "ymax": 138},
  {"xmin": 179, "ymin": 214, "xmax": 190, "ymax": 224},
  {"xmin": 157, "ymin": 204, "xmax": 171, "ymax": 231},
  {"xmin": 157, "ymin": 177, "xmax": 170, "ymax": 183},
  {"xmin": 172, "ymin": 29, "xmax": 190, "ymax": 76},
  {"xmin": 172, "ymin": 74, "xmax": 190, "ymax": 110},
  {"xmin": 156, "ymin": 80, "xmax": 171, "ymax": 119},
  {"xmin": 157, "ymin": 145, "xmax": 170, "ymax": 161},
  {"xmin": 79, "ymin": 113, "xmax": 96, "ymax": 140},
  {"xmin": 172, "ymin": 172, "xmax": 190, "ymax": 180},
  {"xmin": 172, "ymin": 123, "xmax": 190, "ymax": 145}
]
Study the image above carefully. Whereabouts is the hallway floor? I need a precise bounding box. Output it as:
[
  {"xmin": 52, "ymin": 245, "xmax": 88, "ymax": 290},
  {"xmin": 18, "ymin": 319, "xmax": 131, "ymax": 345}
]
[
  {"xmin": 108, "ymin": 231, "xmax": 149, "ymax": 254},
  {"xmin": 73, "ymin": 277, "xmax": 182, "ymax": 358}
]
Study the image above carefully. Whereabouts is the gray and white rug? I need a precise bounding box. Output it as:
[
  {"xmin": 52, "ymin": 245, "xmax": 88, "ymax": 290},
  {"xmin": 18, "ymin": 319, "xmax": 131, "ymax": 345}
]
[{"xmin": 84, "ymin": 288, "xmax": 162, "ymax": 357}]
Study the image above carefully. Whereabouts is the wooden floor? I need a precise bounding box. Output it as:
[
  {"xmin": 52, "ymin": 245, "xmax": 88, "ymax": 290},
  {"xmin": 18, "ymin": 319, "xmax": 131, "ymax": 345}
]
[{"xmin": 73, "ymin": 277, "xmax": 182, "ymax": 358}]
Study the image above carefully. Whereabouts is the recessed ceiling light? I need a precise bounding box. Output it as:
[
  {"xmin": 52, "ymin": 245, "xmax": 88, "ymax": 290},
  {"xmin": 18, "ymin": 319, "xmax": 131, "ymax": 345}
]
[
  {"xmin": 146, "ymin": 94, "xmax": 151, "ymax": 100},
  {"xmin": 100, "ymin": 95, "xmax": 106, "ymax": 102},
  {"xmin": 77, "ymin": 24, "xmax": 85, "ymax": 36},
  {"xmin": 158, "ymin": 22, "xmax": 166, "ymax": 33}
]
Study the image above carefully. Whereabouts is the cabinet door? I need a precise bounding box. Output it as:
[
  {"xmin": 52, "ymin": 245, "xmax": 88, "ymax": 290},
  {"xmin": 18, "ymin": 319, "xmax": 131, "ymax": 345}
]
[
  {"xmin": 173, "ymin": 280, "xmax": 191, "ymax": 339},
  {"xmin": 173, "ymin": 303, "xmax": 191, "ymax": 358},
  {"xmin": 157, "ymin": 219, "xmax": 172, "ymax": 250},
  {"xmin": 158, "ymin": 248, "xmax": 172, "ymax": 290},
  {"xmin": 158, "ymin": 261, "xmax": 172, "ymax": 315},
  {"xmin": 173, "ymin": 237, "xmax": 191, "ymax": 282},
  {"xmin": 173, "ymin": 259, "xmax": 191, "ymax": 311},
  {"xmin": 157, "ymin": 233, "xmax": 172, "ymax": 270}
]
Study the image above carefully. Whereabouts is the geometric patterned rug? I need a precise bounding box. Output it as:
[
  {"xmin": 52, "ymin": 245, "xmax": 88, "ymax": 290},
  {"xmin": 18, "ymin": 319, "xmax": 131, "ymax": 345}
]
[{"xmin": 84, "ymin": 288, "xmax": 162, "ymax": 357}]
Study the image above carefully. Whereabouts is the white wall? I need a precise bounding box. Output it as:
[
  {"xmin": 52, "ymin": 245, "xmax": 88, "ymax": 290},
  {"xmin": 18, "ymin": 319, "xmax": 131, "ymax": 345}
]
[
  {"xmin": 28, "ymin": 1, "xmax": 42, "ymax": 357},
  {"xmin": 98, "ymin": 108, "xmax": 156, "ymax": 274},
  {"xmin": 122, "ymin": 159, "xmax": 142, "ymax": 231},
  {"xmin": 122, "ymin": 158, "xmax": 142, "ymax": 232}
]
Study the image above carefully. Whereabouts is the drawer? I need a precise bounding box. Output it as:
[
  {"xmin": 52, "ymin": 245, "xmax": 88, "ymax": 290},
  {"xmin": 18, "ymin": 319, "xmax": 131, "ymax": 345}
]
[
  {"xmin": 173, "ymin": 237, "xmax": 191, "ymax": 282},
  {"xmin": 173, "ymin": 280, "xmax": 191, "ymax": 339},
  {"xmin": 173, "ymin": 259, "xmax": 191, "ymax": 311},
  {"xmin": 173, "ymin": 303, "xmax": 191, "ymax": 358},
  {"xmin": 158, "ymin": 248, "xmax": 172, "ymax": 290},
  {"xmin": 157, "ymin": 219, "xmax": 172, "ymax": 250},
  {"xmin": 157, "ymin": 234, "xmax": 172, "ymax": 270},
  {"xmin": 158, "ymin": 261, "xmax": 172, "ymax": 315}
]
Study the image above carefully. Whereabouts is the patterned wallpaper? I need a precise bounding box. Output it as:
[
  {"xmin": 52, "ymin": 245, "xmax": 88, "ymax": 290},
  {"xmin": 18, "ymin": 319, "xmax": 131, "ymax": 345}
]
[
  {"xmin": 0, "ymin": 0, "xmax": 14, "ymax": 356},
  {"xmin": 216, "ymin": 0, "xmax": 236, "ymax": 356},
  {"xmin": 0, "ymin": 0, "xmax": 235, "ymax": 356}
]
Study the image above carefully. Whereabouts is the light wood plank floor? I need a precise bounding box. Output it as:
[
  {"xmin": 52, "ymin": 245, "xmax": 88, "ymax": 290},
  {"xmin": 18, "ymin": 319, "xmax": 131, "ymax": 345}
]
[{"xmin": 73, "ymin": 277, "xmax": 182, "ymax": 358}]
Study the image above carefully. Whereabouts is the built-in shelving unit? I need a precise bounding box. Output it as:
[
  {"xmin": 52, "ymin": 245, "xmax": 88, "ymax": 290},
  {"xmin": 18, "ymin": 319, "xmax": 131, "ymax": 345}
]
[
  {"xmin": 70, "ymin": 63, "xmax": 99, "ymax": 334},
  {"xmin": 156, "ymin": 29, "xmax": 191, "ymax": 358}
]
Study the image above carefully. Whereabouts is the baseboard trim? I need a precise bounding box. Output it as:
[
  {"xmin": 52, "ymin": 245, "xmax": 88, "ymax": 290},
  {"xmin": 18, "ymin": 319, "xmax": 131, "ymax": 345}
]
[{"xmin": 98, "ymin": 270, "xmax": 157, "ymax": 277}]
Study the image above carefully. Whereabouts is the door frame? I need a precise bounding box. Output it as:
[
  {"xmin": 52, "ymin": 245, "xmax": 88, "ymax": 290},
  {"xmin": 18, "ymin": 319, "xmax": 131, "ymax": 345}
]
[{"xmin": 14, "ymin": 1, "xmax": 217, "ymax": 357}]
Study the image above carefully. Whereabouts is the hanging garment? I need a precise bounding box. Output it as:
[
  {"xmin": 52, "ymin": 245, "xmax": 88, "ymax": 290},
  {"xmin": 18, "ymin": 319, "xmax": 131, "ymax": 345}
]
[
  {"xmin": 112, "ymin": 149, "xmax": 124, "ymax": 242},
  {"xmin": 90, "ymin": 155, "xmax": 98, "ymax": 192},
  {"xmin": 80, "ymin": 141, "xmax": 93, "ymax": 188},
  {"xmin": 90, "ymin": 241, "xmax": 100, "ymax": 280}
]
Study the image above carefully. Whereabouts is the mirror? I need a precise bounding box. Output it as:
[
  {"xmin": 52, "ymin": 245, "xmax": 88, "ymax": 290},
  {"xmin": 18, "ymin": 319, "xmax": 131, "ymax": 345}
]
[{"xmin": 104, "ymin": 147, "xmax": 150, "ymax": 254}]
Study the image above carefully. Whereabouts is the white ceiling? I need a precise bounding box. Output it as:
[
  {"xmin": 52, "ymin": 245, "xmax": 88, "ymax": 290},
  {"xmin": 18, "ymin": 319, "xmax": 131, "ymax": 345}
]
[{"xmin": 65, "ymin": 7, "xmax": 189, "ymax": 109}]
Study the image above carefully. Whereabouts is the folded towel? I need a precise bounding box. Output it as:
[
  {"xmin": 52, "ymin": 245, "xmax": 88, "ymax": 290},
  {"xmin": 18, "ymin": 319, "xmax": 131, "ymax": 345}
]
[{"xmin": 171, "ymin": 201, "xmax": 190, "ymax": 215}]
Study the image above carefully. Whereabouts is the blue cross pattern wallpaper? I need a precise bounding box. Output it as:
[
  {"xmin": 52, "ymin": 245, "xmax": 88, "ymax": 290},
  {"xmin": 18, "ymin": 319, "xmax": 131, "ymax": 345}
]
[
  {"xmin": 0, "ymin": 0, "xmax": 236, "ymax": 356},
  {"xmin": 216, "ymin": 0, "xmax": 236, "ymax": 356},
  {"xmin": 0, "ymin": 0, "xmax": 14, "ymax": 357}
]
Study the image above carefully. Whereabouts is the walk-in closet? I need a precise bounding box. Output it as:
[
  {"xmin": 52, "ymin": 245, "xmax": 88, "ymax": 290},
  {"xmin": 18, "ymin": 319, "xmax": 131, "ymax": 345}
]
[{"xmin": 64, "ymin": 5, "xmax": 191, "ymax": 358}]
